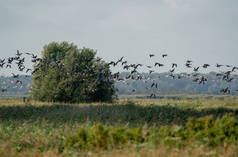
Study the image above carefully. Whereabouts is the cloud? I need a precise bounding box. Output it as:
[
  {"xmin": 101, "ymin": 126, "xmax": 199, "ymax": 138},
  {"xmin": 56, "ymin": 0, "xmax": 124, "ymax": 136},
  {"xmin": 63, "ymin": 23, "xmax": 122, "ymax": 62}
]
[{"xmin": 0, "ymin": 0, "xmax": 238, "ymax": 74}]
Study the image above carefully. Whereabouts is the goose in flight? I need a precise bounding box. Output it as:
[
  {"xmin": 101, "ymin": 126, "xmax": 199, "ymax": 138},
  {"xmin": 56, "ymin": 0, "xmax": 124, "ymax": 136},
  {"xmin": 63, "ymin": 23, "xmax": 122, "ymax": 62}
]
[
  {"xmin": 149, "ymin": 54, "xmax": 155, "ymax": 58},
  {"xmin": 162, "ymin": 54, "xmax": 168, "ymax": 58}
]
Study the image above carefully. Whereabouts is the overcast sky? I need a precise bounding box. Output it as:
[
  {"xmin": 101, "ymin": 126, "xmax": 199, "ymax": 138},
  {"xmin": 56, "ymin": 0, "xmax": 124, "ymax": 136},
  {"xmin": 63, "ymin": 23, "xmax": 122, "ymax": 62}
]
[{"xmin": 0, "ymin": 0, "xmax": 238, "ymax": 74}]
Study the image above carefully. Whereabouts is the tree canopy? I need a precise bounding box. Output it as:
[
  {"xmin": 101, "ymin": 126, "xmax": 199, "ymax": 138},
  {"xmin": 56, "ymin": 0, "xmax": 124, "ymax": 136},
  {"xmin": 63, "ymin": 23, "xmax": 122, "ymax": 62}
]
[{"xmin": 30, "ymin": 42, "xmax": 116, "ymax": 103}]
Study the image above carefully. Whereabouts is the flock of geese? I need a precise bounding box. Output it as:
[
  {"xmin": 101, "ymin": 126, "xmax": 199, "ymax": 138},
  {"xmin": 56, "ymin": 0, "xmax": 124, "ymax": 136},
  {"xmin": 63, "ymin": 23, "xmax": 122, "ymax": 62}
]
[
  {"xmin": 0, "ymin": 50, "xmax": 238, "ymax": 98},
  {"xmin": 107, "ymin": 54, "xmax": 238, "ymax": 97}
]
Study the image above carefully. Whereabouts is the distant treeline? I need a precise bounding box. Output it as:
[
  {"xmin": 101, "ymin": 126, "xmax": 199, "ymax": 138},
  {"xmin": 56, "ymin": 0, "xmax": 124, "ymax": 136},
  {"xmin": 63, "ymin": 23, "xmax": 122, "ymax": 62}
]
[
  {"xmin": 0, "ymin": 71, "xmax": 238, "ymax": 96},
  {"xmin": 0, "ymin": 75, "xmax": 32, "ymax": 95},
  {"xmin": 115, "ymin": 72, "xmax": 238, "ymax": 95}
]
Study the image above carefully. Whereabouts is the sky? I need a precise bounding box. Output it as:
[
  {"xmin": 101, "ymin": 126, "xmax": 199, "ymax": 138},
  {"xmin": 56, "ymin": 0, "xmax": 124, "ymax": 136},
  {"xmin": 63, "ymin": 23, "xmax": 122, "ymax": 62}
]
[{"xmin": 0, "ymin": 0, "xmax": 238, "ymax": 75}]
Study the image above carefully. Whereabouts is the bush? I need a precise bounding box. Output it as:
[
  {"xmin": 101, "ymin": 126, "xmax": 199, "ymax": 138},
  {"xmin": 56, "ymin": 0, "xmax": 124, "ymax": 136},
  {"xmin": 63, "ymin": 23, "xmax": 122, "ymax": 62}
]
[
  {"xmin": 30, "ymin": 42, "xmax": 116, "ymax": 103},
  {"xmin": 62, "ymin": 114, "xmax": 238, "ymax": 152},
  {"xmin": 186, "ymin": 113, "xmax": 238, "ymax": 146}
]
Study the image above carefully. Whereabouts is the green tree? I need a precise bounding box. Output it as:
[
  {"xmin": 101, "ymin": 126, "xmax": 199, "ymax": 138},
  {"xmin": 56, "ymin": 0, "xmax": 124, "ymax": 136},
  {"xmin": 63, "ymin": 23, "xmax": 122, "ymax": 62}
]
[{"xmin": 30, "ymin": 42, "xmax": 116, "ymax": 103}]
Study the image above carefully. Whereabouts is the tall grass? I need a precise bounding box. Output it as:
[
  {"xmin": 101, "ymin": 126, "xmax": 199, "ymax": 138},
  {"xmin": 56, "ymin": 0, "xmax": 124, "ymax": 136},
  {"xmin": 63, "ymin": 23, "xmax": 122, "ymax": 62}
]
[{"xmin": 0, "ymin": 98, "xmax": 238, "ymax": 156}]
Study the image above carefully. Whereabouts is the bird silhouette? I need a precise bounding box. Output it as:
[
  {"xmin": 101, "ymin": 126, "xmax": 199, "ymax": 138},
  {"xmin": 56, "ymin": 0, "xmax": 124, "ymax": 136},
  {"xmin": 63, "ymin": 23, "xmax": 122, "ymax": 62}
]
[
  {"xmin": 1, "ymin": 88, "xmax": 7, "ymax": 92},
  {"xmin": 12, "ymin": 73, "xmax": 19, "ymax": 78},
  {"xmin": 149, "ymin": 54, "xmax": 155, "ymax": 58},
  {"xmin": 172, "ymin": 63, "xmax": 177, "ymax": 68},
  {"xmin": 170, "ymin": 68, "xmax": 175, "ymax": 73},
  {"xmin": 151, "ymin": 82, "xmax": 158, "ymax": 88},
  {"xmin": 193, "ymin": 67, "xmax": 200, "ymax": 72},
  {"xmin": 122, "ymin": 61, "xmax": 127, "ymax": 65},
  {"xmin": 202, "ymin": 64, "xmax": 210, "ymax": 68},
  {"xmin": 162, "ymin": 54, "xmax": 168, "ymax": 58},
  {"xmin": 16, "ymin": 80, "xmax": 22, "ymax": 84},
  {"xmin": 220, "ymin": 87, "xmax": 230, "ymax": 94},
  {"xmin": 16, "ymin": 50, "xmax": 23, "ymax": 56},
  {"xmin": 149, "ymin": 93, "xmax": 156, "ymax": 98},
  {"xmin": 232, "ymin": 67, "xmax": 238, "ymax": 72},
  {"xmin": 185, "ymin": 63, "xmax": 192, "ymax": 68},
  {"xmin": 6, "ymin": 64, "xmax": 11, "ymax": 68},
  {"xmin": 193, "ymin": 78, "xmax": 199, "ymax": 83},
  {"xmin": 26, "ymin": 68, "xmax": 32, "ymax": 73},
  {"xmin": 199, "ymin": 76, "xmax": 207, "ymax": 84},
  {"xmin": 216, "ymin": 64, "xmax": 223, "ymax": 68},
  {"xmin": 154, "ymin": 63, "xmax": 164, "ymax": 67}
]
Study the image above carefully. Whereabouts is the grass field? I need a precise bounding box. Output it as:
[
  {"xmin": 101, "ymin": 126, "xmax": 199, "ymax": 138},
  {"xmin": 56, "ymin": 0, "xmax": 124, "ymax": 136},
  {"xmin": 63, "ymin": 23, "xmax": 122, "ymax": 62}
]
[{"xmin": 1, "ymin": 96, "xmax": 238, "ymax": 156}]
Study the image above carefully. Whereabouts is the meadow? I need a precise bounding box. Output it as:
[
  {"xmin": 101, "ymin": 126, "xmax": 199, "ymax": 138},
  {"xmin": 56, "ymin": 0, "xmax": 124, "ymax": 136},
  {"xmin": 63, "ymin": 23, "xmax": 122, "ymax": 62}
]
[{"xmin": 1, "ymin": 95, "xmax": 238, "ymax": 157}]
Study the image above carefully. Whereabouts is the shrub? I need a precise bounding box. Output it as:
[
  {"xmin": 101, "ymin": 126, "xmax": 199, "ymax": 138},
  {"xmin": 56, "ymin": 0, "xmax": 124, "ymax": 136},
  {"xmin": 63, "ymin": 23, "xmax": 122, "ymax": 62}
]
[
  {"xmin": 186, "ymin": 113, "xmax": 238, "ymax": 146},
  {"xmin": 62, "ymin": 114, "xmax": 238, "ymax": 152}
]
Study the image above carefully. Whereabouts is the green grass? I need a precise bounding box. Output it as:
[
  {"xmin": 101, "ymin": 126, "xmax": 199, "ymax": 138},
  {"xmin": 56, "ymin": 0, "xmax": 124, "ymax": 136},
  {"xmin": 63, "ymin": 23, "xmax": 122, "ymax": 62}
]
[
  {"xmin": 1, "ymin": 97, "xmax": 238, "ymax": 156},
  {"xmin": 118, "ymin": 94, "xmax": 238, "ymax": 100}
]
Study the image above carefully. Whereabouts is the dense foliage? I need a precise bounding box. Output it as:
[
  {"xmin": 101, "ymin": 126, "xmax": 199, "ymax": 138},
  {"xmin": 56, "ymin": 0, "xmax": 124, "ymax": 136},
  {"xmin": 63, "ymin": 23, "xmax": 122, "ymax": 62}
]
[
  {"xmin": 30, "ymin": 42, "xmax": 115, "ymax": 102},
  {"xmin": 63, "ymin": 113, "xmax": 238, "ymax": 151}
]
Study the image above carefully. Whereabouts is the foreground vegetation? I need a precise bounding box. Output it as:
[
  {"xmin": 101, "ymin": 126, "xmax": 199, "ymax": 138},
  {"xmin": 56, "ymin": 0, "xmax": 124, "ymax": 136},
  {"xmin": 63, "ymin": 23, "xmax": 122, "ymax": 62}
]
[{"xmin": 1, "ymin": 97, "xmax": 238, "ymax": 156}]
